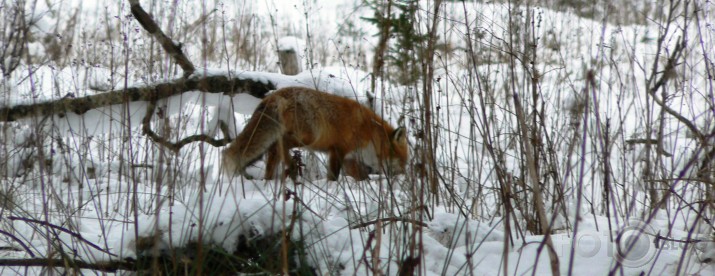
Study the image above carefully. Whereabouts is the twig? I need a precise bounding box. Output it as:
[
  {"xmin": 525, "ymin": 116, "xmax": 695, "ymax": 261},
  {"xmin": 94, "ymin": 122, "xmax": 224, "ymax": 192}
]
[
  {"xmin": 350, "ymin": 217, "xmax": 429, "ymax": 229},
  {"xmin": 141, "ymin": 97, "xmax": 233, "ymax": 152},
  {"xmin": 7, "ymin": 216, "xmax": 116, "ymax": 257},
  {"xmin": 654, "ymin": 233, "xmax": 708, "ymax": 248},
  {"xmin": 283, "ymin": 188, "xmax": 325, "ymax": 221},
  {"xmin": 625, "ymin": 138, "xmax": 673, "ymax": 157},
  {"xmin": 0, "ymin": 229, "xmax": 35, "ymax": 257}
]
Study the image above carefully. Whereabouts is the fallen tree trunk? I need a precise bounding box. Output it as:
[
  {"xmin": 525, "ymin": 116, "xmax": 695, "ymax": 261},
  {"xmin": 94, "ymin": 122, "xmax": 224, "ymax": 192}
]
[
  {"xmin": 0, "ymin": 258, "xmax": 136, "ymax": 273},
  {"xmin": 0, "ymin": 73, "xmax": 275, "ymax": 122}
]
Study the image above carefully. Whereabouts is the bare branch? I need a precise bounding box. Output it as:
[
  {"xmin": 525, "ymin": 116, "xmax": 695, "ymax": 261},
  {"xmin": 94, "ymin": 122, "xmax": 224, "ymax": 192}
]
[
  {"xmin": 8, "ymin": 216, "xmax": 116, "ymax": 257},
  {"xmin": 350, "ymin": 217, "xmax": 429, "ymax": 229},
  {"xmin": 625, "ymin": 138, "xmax": 673, "ymax": 157},
  {"xmin": 645, "ymin": 40, "xmax": 702, "ymax": 142},
  {"xmin": 0, "ymin": 2, "xmax": 29, "ymax": 77},
  {"xmin": 0, "ymin": 229, "xmax": 35, "ymax": 257},
  {"xmin": 142, "ymin": 106, "xmax": 233, "ymax": 153},
  {"xmin": 128, "ymin": 0, "xmax": 195, "ymax": 77}
]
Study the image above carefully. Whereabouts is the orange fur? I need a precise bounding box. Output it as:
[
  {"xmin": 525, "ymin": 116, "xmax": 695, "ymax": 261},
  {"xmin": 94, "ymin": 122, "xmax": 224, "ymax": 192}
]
[{"xmin": 222, "ymin": 87, "xmax": 408, "ymax": 181}]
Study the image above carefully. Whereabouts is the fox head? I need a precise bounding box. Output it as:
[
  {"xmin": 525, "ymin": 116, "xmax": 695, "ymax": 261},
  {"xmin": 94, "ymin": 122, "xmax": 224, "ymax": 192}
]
[
  {"xmin": 385, "ymin": 126, "xmax": 408, "ymax": 175},
  {"xmin": 344, "ymin": 125, "xmax": 408, "ymax": 179}
]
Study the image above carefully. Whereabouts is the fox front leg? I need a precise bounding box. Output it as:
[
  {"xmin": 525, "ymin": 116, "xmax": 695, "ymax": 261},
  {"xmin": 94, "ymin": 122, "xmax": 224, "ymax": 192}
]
[
  {"xmin": 342, "ymin": 158, "xmax": 370, "ymax": 180},
  {"xmin": 264, "ymin": 143, "xmax": 280, "ymax": 180},
  {"xmin": 327, "ymin": 148, "xmax": 347, "ymax": 181}
]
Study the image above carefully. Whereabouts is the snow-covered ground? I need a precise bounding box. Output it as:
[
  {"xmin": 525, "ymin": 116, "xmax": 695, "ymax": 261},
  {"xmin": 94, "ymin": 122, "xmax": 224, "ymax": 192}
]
[{"xmin": 1, "ymin": 0, "xmax": 714, "ymax": 275}]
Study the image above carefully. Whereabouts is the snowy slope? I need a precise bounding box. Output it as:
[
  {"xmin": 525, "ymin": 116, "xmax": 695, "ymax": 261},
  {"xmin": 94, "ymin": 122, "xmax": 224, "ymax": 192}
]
[{"xmin": 0, "ymin": 0, "xmax": 713, "ymax": 275}]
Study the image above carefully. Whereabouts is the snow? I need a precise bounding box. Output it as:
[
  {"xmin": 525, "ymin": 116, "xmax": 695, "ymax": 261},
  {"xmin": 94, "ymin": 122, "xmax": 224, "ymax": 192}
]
[
  {"xmin": 277, "ymin": 36, "xmax": 306, "ymax": 53},
  {"xmin": 1, "ymin": 0, "xmax": 714, "ymax": 275}
]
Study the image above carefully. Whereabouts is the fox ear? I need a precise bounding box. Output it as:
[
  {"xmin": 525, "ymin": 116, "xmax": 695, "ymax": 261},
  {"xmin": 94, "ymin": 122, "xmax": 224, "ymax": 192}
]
[{"xmin": 391, "ymin": 127, "xmax": 406, "ymax": 142}]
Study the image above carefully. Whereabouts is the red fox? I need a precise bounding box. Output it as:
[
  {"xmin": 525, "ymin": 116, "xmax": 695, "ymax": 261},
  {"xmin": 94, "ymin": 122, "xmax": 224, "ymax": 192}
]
[{"xmin": 222, "ymin": 87, "xmax": 408, "ymax": 181}]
